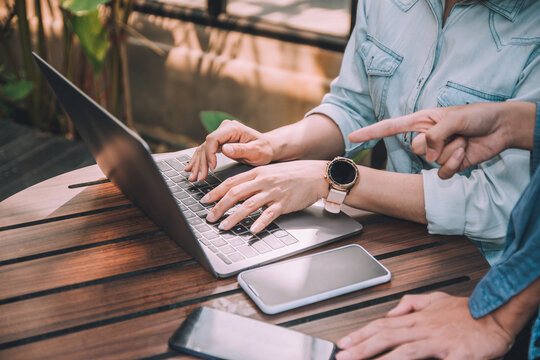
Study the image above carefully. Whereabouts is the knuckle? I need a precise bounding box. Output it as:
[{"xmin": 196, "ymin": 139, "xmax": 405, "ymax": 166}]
[
  {"xmin": 222, "ymin": 177, "xmax": 235, "ymax": 188},
  {"xmin": 227, "ymin": 187, "xmax": 241, "ymax": 198},
  {"xmin": 242, "ymin": 197, "xmax": 258, "ymax": 210}
]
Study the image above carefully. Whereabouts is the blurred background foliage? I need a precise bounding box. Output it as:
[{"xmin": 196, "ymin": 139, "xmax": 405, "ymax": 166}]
[{"xmin": 0, "ymin": 0, "xmax": 137, "ymax": 138}]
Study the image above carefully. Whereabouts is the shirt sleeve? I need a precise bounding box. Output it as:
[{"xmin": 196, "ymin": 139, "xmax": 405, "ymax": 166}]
[
  {"xmin": 469, "ymin": 102, "xmax": 540, "ymax": 318},
  {"xmin": 422, "ymin": 49, "xmax": 540, "ymax": 243},
  {"xmin": 422, "ymin": 149, "xmax": 530, "ymax": 243},
  {"xmin": 305, "ymin": 0, "xmax": 378, "ymax": 159}
]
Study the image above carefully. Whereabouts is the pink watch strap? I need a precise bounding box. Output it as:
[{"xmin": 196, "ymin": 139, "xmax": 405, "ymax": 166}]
[{"xmin": 324, "ymin": 188, "xmax": 347, "ymax": 214}]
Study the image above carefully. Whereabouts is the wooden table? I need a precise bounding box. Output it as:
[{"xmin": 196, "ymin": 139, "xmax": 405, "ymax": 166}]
[{"xmin": 0, "ymin": 155, "xmax": 490, "ymax": 359}]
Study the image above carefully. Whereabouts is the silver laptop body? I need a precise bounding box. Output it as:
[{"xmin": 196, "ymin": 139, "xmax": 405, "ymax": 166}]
[{"xmin": 33, "ymin": 53, "xmax": 363, "ymax": 278}]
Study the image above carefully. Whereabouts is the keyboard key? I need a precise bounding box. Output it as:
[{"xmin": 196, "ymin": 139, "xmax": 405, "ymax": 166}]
[
  {"xmin": 240, "ymin": 217, "xmax": 255, "ymax": 228},
  {"xmin": 157, "ymin": 161, "xmax": 172, "ymax": 171},
  {"xmin": 196, "ymin": 209, "xmax": 209, "ymax": 218},
  {"xmin": 170, "ymin": 175, "xmax": 186, "ymax": 183},
  {"xmin": 165, "ymin": 180, "xmax": 175, "ymax": 187},
  {"xmin": 228, "ymin": 252, "xmax": 245, "ymax": 262},
  {"xmin": 182, "ymin": 198, "xmax": 197, "ymax": 206},
  {"xmin": 232, "ymin": 224, "xmax": 248, "ymax": 235},
  {"xmin": 280, "ymin": 234, "xmax": 298, "ymax": 245},
  {"xmin": 237, "ymin": 245, "xmax": 258, "ymax": 258},
  {"xmin": 189, "ymin": 203, "xmax": 204, "ymax": 212},
  {"xmin": 211, "ymin": 237, "xmax": 227, "ymax": 247},
  {"xmin": 205, "ymin": 175, "xmax": 220, "ymax": 185},
  {"xmin": 170, "ymin": 185, "xmax": 183, "ymax": 193},
  {"xmin": 208, "ymin": 245, "xmax": 219, "ymax": 253},
  {"xmin": 189, "ymin": 217, "xmax": 203, "ymax": 225},
  {"xmin": 165, "ymin": 158, "xmax": 185, "ymax": 172},
  {"xmin": 183, "ymin": 210, "xmax": 197, "ymax": 219},
  {"xmin": 176, "ymin": 155, "xmax": 191, "ymax": 162},
  {"xmin": 228, "ymin": 238, "xmax": 245, "ymax": 247},
  {"xmin": 273, "ymin": 230, "xmax": 288, "ymax": 238},
  {"xmin": 221, "ymin": 232, "xmax": 237, "ymax": 240},
  {"xmin": 174, "ymin": 191, "xmax": 190, "ymax": 200},
  {"xmin": 187, "ymin": 186, "xmax": 201, "ymax": 194},
  {"xmin": 220, "ymin": 245, "xmax": 236, "ymax": 255},
  {"xmin": 163, "ymin": 170, "xmax": 177, "ymax": 177},
  {"xmin": 251, "ymin": 240, "xmax": 271, "ymax": 254},
  {"xmin": 262, "ymin": 235, "xmax": 285, "ymax": 249},
  {"xmin": 216, "ymin": 253, "xmax": 232, "ymax": 264},
  {"xmin": 266, "ymin": 222, "xmax": 280, "ymax": 232},
  {"xmin": 192, "ymin": 193, "xmax": 204, "ymax": 200},
  {"xmin": 199, "ymin": 186, "xmax": 212, "ymax": 194},
  {"xmin": 196, "ymin": 235, "xmax": 211, "ymax": 246},
  {"xmin": 194, "ymin": 223, "xmax": 212, "ymax": 233}
]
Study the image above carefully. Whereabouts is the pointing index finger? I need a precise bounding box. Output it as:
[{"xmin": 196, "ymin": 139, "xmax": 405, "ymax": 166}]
[{"xmin": 348, "ymin": 113, "xmax": 418, "ymax": 143}]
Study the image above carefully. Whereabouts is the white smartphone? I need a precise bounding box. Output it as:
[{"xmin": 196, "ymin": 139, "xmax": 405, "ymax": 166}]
[
  {"xmin": 169, "ymin": 306, "xmax": 337, "ymax": 360},
  {"xmin": 238, "ymin": 244, "xmax": 391, "ymax": 314}
]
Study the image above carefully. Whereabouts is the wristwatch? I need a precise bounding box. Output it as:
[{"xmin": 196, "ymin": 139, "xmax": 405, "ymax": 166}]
[{"xmin": 324, "ymin": 157, "xmax": 359, "ymax": 214}]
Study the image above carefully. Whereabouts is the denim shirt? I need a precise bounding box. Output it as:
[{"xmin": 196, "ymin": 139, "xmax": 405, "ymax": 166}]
[
  {"xmin": 307, "ymin": 0, "xmax": 540, "ymax": 253},
  {"xmin": 469, "ymin": 103, "xmax": 540, "ymax": 359}
]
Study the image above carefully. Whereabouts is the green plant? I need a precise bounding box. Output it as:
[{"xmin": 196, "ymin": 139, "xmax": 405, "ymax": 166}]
[
  {"xmin": 0, "ymin": 0, "xmax": 135, "ymax": 134},
  {"xmin": 199, "ymin": 110, "xmax": 235, "ymax": 133}
]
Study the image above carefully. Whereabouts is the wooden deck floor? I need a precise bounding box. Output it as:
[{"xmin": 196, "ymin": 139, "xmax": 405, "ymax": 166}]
[{"xmin": 0, "ymin": 119, "xmax": 94, "ymax": 202}]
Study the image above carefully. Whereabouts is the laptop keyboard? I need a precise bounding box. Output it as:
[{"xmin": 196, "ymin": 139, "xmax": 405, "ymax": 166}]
[{"xmin": 157, "ymin": 155, "xmax": 298, "ymax": 265}]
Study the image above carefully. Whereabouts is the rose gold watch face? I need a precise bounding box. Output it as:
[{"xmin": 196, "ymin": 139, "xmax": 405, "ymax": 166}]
[{"xmin": 327, "ymin": 158, "xmax": 359, "ymax": 190}]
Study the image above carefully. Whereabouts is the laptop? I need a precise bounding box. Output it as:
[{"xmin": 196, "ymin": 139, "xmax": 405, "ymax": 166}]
[{"xmin": 33, "ymin": 53, "xmax": 363, "ymax": 278}]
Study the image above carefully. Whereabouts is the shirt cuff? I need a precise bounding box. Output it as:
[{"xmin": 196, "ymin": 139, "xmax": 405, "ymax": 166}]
[
  {"xmin": 305, "ymin": 103, "xmax": 366, "ymax": 158},
  {"xmin": 422, "ymin": 169, "xmax": 466, "ymax": 235}
]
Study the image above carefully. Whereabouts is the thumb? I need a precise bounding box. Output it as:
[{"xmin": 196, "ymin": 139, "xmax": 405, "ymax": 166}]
[{"xmin": 222, "ymin": 143, "xmax": 253, "ymax": 160}]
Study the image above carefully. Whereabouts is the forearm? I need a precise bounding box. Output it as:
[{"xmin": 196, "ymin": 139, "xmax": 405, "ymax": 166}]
[
  {"xmin": 344, "ymin": 167, "xmax": 427, "ymax": 224},
  {"xmin": 499, "ymin": 101, "xmax": 536, "ymax": 151},
  {"xmin": 265, "ymin": 114, "xmax": 345, "ymax": 161},
  {"xmin": 490, "ymin": 276, "xmax": 540, "ymax": 338}
]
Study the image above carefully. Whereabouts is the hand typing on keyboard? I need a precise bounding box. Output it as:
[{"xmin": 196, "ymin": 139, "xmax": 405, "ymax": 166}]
[
  {"xmin": 202, "ymin": 160, "xmax": 329, "ymax": 234},
  {"xmin": 184, "ymin": 120, "xmax": 274, "ymax": 182}
]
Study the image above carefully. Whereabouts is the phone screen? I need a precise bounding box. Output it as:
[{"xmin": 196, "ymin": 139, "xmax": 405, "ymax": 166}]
[
  {"xmin": 169, "ymin": 306, "xmax": 336, "ymax": 360},
  {"xmin": 238, "ymin": 244, "xmax": 390, "ymax": 313}
]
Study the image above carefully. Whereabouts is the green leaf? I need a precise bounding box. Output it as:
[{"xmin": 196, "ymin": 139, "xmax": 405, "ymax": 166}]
[
  {"xmin": 70, "ymin": 9, "xmax": 109, "ymax": 72},
  {"xmin": 61, "ymin": 0, "xmax": 109, "ymax": 15},
  {"xmin": 199, "ymin": 111, "xmax": 236, "ymax": 133},
  {"xmin": 2, "ymin": 80, "xmax": 34, "ymax": 100}
]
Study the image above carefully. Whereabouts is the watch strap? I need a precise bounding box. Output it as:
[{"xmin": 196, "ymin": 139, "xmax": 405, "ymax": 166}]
[{"xmin": 324, "ymin": 188, "xmax": 347, "ymax": 214}]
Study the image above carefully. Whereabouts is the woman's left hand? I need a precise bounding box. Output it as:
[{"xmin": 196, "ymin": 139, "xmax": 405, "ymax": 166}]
[{"xmin": 202, "ymin": 160, "xmax": 329, "ymax": 234}]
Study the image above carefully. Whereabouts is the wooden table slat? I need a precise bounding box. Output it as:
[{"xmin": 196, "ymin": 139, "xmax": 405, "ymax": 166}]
[{"xmin": 0, "ymin": 238, "xmax": 486, "ymax": 347}]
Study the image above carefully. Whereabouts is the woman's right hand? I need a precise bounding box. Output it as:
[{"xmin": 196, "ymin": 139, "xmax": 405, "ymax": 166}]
[{"xmin": 184, "ymin": 120, "xmax": 275, "ymax": 182}]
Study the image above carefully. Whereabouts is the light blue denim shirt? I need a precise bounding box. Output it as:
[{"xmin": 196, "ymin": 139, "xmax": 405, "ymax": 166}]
[
  {"xmin": 469, "ymin": 103, "xmax": 540, "ymax": 359},
  {"xmin": 307, "ymin": 0, "xmax": 540, "ymax": 258}
]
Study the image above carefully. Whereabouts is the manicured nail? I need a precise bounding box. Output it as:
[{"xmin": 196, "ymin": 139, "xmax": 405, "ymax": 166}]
[
  {"xmin": 336, "ymin": 351, "xmax": 352, "ymax": 360},
  {"xmin": 453, "ymin": 147, "xmax": 465, "ymax": 159},
  {"xmin": 427, "ymin": 148, "xmax": 438, "ymax": 162},
  {"xmin": 218, "ymin": 219, "xmax": 230, "ymax": 230},
  {"xmin": 338, "ymin": 336, "xmax": 352, "ymax": 349},
  {"xmin": 206, "ymin": 212, "xmax": 216, "ymax": 222},
  {"xmin": 250, "ymin": 223, "xmax": 262, "ymax": 234},
  {"xmin": 201, "ymin": 194, "xmax": 210, "ymax": 203}
]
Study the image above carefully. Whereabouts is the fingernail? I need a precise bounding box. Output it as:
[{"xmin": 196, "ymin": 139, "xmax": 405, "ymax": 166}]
[
  {"xmin": 218, "ymin": 219, "xmax": 229, "ymax": 230},
  {"xmin": 453, "ymin": 147, "xmax": 464, "ymax": 159},
  {"xmin": 250, "ymin": 223, "xmax": 262, "ymax": 234},
  {"xmin": 338, "ymin": 336, "xmax": 352, "ymax": 349},
  {"xmin": 336, "ymin": 350, "xmax": 352, "ymax": 360},
  {"xmin": 201, "ymin": 194, "xmax": 210, "ymax": 203},
  {"xmin": 206, "ymin": 211, "xmax": 216, "ymax": 222},
  {"xmin": 427, "ymin": 148, "xmax": 438, "ymax": 162}
]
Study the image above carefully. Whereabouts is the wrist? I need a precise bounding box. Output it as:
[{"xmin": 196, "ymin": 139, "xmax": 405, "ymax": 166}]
[{"xmin": 500, "ymin": 102, "xmax": 536, "ymax": 151}]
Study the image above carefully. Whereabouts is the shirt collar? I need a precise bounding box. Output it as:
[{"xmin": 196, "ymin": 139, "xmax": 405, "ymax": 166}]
[{"xmin": 483, "ymin": 0, "xmax": 525, "ymax": 21}]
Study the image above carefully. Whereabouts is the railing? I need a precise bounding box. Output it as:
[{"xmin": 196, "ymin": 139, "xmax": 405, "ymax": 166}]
[{"xmin": 132, "ymin": 0, "xmax": 358, "ymax": 52}]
